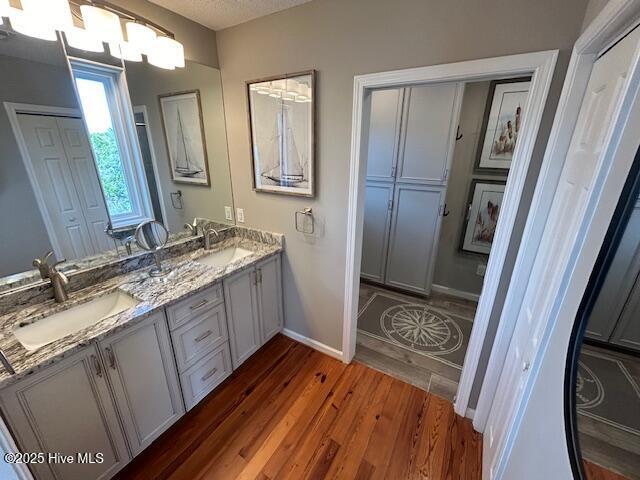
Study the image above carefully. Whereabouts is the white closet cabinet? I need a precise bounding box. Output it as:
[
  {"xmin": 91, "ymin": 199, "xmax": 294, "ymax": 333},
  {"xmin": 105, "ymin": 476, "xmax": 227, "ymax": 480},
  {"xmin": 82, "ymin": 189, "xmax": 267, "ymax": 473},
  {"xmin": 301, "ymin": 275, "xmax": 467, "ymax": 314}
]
[
  {"xmin": 385, "ymin": 185, "xmax": 446, "ymax": 294},
  {"xmin": 0, "ymin": 345, "xmax": 131, "ymax": 480},
  {"xmin": 360, "ymin": 84, "xmax": 460, "ymax": 294},
  {"xmin": 98, "ymin": 311, "xmax": 184, "ymax": 456},
  {"xmin": 361, "ymin": 182, "xmax": 394, "ymax": 282},
  {"xmin": 224, "ymin": 254, "xmax": 283, "ymax": 368}
]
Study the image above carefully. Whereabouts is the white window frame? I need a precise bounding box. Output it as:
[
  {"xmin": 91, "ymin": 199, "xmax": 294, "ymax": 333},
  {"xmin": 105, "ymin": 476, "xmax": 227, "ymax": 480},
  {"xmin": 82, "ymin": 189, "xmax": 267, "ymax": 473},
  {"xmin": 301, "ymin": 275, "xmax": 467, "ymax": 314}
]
[{"xmin": 70, "ymin": 59, "xmax": 153, "ymax": 228}]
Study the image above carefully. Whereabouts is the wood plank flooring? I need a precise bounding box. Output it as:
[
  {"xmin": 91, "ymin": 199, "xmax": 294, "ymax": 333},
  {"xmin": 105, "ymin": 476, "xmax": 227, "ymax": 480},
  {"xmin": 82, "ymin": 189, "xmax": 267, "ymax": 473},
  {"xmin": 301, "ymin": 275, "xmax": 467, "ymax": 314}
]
[{"xmin": 115, "ymin": 334, "xmax": 482, "ymax": 479}]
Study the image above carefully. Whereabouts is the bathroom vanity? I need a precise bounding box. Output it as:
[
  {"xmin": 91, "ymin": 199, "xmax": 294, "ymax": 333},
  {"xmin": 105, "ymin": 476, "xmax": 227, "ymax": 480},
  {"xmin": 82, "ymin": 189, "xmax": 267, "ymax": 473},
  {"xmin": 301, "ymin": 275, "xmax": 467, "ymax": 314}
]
[{"xmin": 0, "ymin": 228, "xmax": 283, "ymax": 480}]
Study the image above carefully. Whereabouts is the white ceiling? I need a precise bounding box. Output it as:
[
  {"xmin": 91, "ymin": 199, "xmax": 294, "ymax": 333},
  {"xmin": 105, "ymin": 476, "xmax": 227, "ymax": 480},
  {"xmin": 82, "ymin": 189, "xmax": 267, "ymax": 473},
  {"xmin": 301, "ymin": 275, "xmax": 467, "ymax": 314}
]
[{"xmin": 148, "ymin": 0, "xmax": 313, "ymax": 31}]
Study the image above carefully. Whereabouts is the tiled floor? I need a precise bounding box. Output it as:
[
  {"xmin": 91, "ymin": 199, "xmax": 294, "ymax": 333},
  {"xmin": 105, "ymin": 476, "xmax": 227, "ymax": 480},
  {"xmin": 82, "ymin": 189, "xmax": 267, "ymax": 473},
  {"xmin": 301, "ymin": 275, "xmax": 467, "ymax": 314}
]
[{"xmin": 355, "ymin": 281, "xmax": 477, "ymax": 402}]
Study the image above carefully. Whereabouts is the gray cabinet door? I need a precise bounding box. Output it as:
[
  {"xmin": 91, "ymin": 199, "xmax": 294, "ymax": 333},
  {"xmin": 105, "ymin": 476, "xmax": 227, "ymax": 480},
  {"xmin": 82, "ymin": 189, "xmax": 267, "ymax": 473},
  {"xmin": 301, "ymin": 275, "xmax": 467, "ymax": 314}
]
[
  {"xmin": 397, "ymin": 83, "xmax": 461, "ymax": 185},
  {"xmin": 0, "ymin": 345, "xmax": 130, "ymax": 480},
  {"xmin": 365, "ymin": 88, "xmax": 404, "ymax": 181},
  {"xmin": 99, "ymin": 311, "xmax": 184, "ymax": 457},
  {"xmin": 586, "ymin": 203, "xmax": 640, "ymax": 341},
  {"xmin": 385, "ymin": 184, "xmax": 445, "ymax": 295},
  {"xmin": 361, "ymin": 182, "xmax": 394, "ymax": 283},
  {"xmin": 257, "ymin": 254, "xmax": 284, "ymax": 343},
  {"xmin": 224, "ymin": 267, "xmax": 262, "ymax": 368}
]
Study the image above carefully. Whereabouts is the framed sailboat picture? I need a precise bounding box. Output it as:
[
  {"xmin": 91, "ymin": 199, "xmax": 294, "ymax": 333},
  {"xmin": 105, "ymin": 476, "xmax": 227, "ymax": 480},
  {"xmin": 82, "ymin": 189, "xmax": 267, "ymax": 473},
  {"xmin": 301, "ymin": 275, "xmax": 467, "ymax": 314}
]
[
  {"xmin": 158, "ymin": 90, "xmax": 210, "ymax": 186},
  {"xmin": 247, "ymin": 70, "xmax": 315, "ymax": 197}
]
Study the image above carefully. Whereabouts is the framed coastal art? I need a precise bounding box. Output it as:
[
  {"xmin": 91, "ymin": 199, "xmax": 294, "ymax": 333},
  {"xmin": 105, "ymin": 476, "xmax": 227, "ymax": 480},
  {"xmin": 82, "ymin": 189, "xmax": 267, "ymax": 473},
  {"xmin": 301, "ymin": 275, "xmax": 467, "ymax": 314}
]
[
  {"xmin": 460, "ymin": 180, "xmax": 506, "ymax": 255},
  {"xmin": 159, "ymin": 90, "xmax": 210, "ymax": 186},
  {"xmin": 474, "ymin": 77, "xmax": 531, "ymax": 173},
  {"xmin": 247, "ymin": 70, "xmax": 315, "ymax": 197}
]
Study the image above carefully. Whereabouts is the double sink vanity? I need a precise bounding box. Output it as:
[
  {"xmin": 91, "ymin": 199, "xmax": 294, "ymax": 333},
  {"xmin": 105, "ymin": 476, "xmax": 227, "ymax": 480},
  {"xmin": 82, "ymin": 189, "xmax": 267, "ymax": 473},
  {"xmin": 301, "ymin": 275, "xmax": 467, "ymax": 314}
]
[{"xmin": 0, "ymin": 226, "xmax": 284, "ymax": 480}]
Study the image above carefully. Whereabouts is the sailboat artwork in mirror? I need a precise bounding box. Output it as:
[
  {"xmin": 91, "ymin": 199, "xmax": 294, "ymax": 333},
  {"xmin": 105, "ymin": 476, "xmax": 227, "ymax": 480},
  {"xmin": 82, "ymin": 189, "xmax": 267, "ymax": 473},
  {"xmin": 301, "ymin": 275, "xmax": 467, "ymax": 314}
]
[
  {"xmin": 159, "ymin": 90, "xmax": 210, "ymax": 185},
  {"xmin": 247, "ymin": 71, "xmax": 315, "ymax": 197}
]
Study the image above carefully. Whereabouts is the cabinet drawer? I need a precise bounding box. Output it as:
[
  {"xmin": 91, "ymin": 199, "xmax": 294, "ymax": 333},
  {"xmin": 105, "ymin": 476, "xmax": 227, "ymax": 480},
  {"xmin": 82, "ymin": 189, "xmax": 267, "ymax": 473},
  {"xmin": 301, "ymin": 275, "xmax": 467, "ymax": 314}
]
[
  {"xmin": 171, "ymin": 304, "xmax": 229, "ymax": 372},
  {"xmin": 180, "ymin": 343, "xmax": 232, "ymax": 411},
  {"xmin": 166, "ymin": 284, "xmax": 223, "ymax": 330}
]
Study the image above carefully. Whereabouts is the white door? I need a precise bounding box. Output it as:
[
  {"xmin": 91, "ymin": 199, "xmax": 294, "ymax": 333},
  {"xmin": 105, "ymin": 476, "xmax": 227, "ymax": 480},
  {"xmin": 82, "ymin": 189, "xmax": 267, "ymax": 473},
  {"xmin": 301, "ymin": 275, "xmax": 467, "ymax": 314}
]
[
  {"xmin": 396, "ymin": 83, "xmax": 462, "ymax": 185},
  {"xmin": 360, "ymin": 182, "xmax": 395, "ymax": 282},
  {"xmin": 17, "ymin": 114, "xmax": 111, "ymax": 260},
  {"xmin": 57, "ymin": 117, "xmax": 112, "ymax": 252},
  {"xmin": 257, "ymin": 255, "xmax": 284, "ymax": 343},
  {"xmin": 484, "ymin": 25, "xmax": 640, "ymax": 480},
  {"xmin": 0, "ymin": 345, "xmax": 130, "ymax": 480},
  {"xmin": 99, "ymin": 311, "xmax": 184, "ymax": 457},
  {"xmin": 385, "ymin": 184, "xmax": 445, "ymax": 295},
  {"xmin": 224, "ymin": 268, "xmax": 262, "ymax": 368}
]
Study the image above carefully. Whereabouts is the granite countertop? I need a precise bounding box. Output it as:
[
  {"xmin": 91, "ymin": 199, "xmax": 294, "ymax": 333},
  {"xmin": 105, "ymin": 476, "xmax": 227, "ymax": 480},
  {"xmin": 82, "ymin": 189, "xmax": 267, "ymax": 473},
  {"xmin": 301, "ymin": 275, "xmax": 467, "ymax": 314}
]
[{"xmin": 0, "ymin": 236, "xmax": 282, "ymax": 389}]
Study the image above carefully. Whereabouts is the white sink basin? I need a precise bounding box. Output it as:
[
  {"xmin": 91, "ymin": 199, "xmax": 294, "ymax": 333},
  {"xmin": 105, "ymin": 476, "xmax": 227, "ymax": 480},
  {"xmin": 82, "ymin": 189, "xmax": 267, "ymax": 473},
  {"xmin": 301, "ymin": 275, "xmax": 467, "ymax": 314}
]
[
  {"xmin": 13, "ymin": 291, "xmax": 139, "ymax": 351},
  {"xmin": 196, "ymin": 247, "xmax": 254, "ymax": 268}
]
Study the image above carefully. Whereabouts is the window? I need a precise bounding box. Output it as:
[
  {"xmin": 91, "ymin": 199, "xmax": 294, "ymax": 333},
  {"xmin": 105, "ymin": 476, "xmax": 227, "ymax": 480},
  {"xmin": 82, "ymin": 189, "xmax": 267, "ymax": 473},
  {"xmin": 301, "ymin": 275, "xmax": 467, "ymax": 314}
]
[{"xmin": 71, "ymin": 60, "xmax": 152, "ymax": 228}]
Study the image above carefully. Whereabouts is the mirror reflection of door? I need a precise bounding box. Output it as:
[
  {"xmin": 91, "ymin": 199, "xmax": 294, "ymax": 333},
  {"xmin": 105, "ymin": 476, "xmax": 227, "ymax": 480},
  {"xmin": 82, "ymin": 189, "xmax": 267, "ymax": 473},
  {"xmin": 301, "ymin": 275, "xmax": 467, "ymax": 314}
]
[{"xmin": 16, "ymin": 113, "xmax": 112, "ymax": 260}]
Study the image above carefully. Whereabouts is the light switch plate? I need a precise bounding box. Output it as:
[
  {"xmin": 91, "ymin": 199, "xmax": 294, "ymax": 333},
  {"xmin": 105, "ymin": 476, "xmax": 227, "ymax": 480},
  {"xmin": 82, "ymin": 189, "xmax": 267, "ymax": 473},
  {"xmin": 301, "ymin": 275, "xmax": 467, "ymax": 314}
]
[
  {"xmin": 236, "ymin": 208, "xmax": 245, "ymax": 223},
  {"xmin": 476, "ymin": 264, "xmax": 487, "ymax": 277},
  {"xmin": 224, "ymin": 206, "xmax": 233, "ymax": 221}
]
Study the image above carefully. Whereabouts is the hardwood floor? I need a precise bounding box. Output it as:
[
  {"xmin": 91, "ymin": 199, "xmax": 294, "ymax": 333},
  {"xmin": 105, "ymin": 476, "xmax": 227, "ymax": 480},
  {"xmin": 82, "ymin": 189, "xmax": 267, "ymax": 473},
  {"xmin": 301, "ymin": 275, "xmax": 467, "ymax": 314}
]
[
  {"xmin": 115, "ymin": 334, "xmax": 482, "ymax": 479},
  {"xmin": 585, "ymin": 460, "xmax": 631, "ymax": 480}
]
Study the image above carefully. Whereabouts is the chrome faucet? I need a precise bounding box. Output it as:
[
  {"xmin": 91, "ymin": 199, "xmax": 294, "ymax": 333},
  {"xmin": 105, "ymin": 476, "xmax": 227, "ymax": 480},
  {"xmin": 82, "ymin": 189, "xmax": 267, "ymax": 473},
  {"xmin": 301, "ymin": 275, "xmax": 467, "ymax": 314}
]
[
  {"xmin": 204, "ymin": 227, "xmax": 220, "ymax": 250},
  {"xmin": 184, "ymin": 218, "xmax": 199, "ymax": 237},
  {"xmin": 48, "ymin": 260, "xmax": 69, "ymax": 303},
  {"xmin": 124, "ymin": 236, "xmax": 135, "ymax": 255},
  {"xmin": 32, "ymin": 251, "xmax": 54, "ymax": 280}
]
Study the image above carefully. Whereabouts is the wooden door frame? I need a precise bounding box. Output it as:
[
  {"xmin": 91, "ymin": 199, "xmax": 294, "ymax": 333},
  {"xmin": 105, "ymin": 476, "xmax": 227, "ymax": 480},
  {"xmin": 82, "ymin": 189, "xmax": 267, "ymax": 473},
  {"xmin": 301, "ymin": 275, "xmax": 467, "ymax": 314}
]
[
  {"xmin": 473, "ymin": 0, "xmax": 640, "ymax": 435},
  {"xmin": 4, "ymin": 102, "xmax": 83, "ymax": 260},
  {"xmin": 342, "ymin": 50, "xmax": 558, "ymax": 420}
]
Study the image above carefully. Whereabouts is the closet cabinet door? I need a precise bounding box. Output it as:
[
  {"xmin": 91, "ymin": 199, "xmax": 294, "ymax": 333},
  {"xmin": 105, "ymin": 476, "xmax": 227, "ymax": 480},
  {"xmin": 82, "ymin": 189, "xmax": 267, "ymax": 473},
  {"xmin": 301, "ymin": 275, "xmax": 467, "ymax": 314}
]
[
  {"xmin": 99, "ymin": 311, "xmax": 184, "ymax": 457},
  {"xmin": 385, "ymin": 184, "xmax": 445, "ymax": 295},
  {"xmin": 611, "ymin": 277, "xmax": 640, "ymax": 352},
  {"xmin": 361, "ymin": 182, "xmax": 394, "ymax": 282},
  {"xmin": 0, "ymin": 345, "xmax": 130, "ymax": 480},
  {"xmin": 257, "ymin": 255, "xmax": 284, "ymax": 343},
  {"xmin": 365, "ymin": 88, "xmax": 404, "ymax": 181},
  {"xmin": 224, "ymin": 268, "xmax": 262, "ymax": 368},
  {"xmin": 397, "ymin": 84, "xmax": 461, "ymax": 185}
]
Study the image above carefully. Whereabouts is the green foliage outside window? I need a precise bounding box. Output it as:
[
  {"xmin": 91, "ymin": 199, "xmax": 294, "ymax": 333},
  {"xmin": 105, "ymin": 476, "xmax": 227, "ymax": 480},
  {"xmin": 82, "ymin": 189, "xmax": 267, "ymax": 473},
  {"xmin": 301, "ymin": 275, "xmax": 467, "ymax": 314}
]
[{"xmin": 89, "ymin": 128, "xmax": 133, "ymax": 215}]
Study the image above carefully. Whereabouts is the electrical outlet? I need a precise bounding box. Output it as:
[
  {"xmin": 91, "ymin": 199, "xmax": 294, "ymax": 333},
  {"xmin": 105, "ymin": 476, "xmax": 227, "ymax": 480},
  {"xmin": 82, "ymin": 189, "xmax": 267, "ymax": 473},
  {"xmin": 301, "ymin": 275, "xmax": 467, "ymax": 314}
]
[
  {"xmin": 236, "ymin": 208, "xmax": 245, "ymax": 223},
  {"xmin": 224, "ymin": 206, "xmax": 233, "ymax": 221},
  {"xmin": 476, "ymin": 264, "xmax": 487, "ymax": 277}
]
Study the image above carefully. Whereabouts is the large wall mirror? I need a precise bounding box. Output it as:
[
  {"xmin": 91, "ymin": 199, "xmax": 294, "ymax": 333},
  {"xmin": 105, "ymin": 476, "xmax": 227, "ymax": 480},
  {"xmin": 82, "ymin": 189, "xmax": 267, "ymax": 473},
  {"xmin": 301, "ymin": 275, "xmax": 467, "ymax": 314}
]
[{"xmin": 0, "ymin": 19, "xmax": 234, "ymax": 292}]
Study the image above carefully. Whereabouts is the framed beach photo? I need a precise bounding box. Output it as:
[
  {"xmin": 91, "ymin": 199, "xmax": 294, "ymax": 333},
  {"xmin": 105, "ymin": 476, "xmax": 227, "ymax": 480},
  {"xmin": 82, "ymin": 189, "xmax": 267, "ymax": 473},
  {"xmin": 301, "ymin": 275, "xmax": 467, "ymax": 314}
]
[
  {"xmin": 460, "ymin": 180, "xmax": 506, "ymax": 255},
  {"xmin": 474, "ymin": 77, "xmax": 531, "ymax": 173},
  {"xmin": 247, "ymin": 70, "xmax": 315, "ymax": 197},
  {"xmin": 159, "ymin": 90, "xmax": 210, "ymax": 186}
]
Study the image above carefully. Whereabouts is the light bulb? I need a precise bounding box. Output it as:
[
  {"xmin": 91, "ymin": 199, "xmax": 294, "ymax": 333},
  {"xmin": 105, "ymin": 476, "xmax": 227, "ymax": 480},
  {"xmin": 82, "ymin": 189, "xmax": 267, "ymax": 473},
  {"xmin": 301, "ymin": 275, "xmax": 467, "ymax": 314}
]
[
  {"xmin": 81, "ymin": 5, "xmax": 123, "ymax": 44},
  {"xmin": 65, "ymin": 27, "xmax": 104, "ymax": 53},
  {"xmin": 9, "ymin": 8, "xmax": 56, "ymax": 41},
  {"xmin": 109, "ymin": 41, "xmax": 142, "ymax": 62},
  {"xmin": 157, "ymin": 36, "xmax": 184, "ymax": 68},
  {"xmin": 0, "ymin": 0, "xmax": 11, "ymax": 17},
  {"xmin": 21, "ymin": 0, "xmax": 73, "ymax": 31},
  {"xmin": 126, "ymin": 22, "xmax": 156, "ymax": 55},
  {"xmin": 147, "ymin": 36, "xmax": 175, "ymax": 70}
]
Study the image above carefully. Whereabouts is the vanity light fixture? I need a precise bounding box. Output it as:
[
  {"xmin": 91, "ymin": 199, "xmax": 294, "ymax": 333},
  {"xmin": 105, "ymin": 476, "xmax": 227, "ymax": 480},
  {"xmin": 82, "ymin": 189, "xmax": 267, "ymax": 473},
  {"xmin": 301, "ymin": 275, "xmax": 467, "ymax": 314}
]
[
  {"xmin": 126, "ymin": 22, "xmax": 156, "ymax": 55},
  {"xmin": 22, "ymin": 0, "xmax": 73, "ymax": 31},
  {"xmin": 255, "ymin": 82, "xmax": 271, "ymax": 94},
  {"xmin": 80, "ymin": 5, "xmax": 123, "ymax": 44},
  {"xmin": 65, "ymin": 26, "xmax": 104, "ymax": 52},
  {"xmin": 0, "ymin": 0, "xmax": 9, "ymax": 17},
  {"xmin": 109, "ymin": 41, "xmax": 143, "ymax": 62},
  {"xmin": 8, "ymin": 8, "xmax": 57, "ymax": 41}
]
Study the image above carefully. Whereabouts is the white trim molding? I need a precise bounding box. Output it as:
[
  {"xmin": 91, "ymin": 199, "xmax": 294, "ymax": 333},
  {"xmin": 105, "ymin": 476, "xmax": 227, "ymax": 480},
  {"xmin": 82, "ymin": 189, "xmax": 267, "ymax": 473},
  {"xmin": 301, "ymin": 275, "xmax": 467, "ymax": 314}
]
[
  {"xmin": 431, "ymin": 284, "xmax": 481, "ymax": 303},
  {"xmin": 473, "ymin": 0, "xmax": 640, "ymax": 435},
  {"xmin": 342, "ymin": 50, "xmax": 559, "ymax": 420},
  {"xmin": 282, "ymin": 329, "xmax": 343, "ymax": 361}
]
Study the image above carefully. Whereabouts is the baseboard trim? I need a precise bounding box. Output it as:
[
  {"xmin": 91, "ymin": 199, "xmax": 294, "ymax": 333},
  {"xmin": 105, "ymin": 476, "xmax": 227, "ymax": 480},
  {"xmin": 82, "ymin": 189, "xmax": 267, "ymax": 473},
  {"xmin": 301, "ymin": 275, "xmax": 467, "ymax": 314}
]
[
  {"xmin": 282, "ymin": 328, "xmax": 344, "ymax": 361},
  {"xmin": 431, "ymin": 284, "xmax": 480, "ymax": 302}
]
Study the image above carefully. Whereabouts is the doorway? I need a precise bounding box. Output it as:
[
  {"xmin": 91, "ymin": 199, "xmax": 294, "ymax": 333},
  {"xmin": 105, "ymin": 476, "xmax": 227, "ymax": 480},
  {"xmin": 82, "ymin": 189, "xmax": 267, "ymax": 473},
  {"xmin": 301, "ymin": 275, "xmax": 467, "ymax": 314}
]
[{"xmin": 342, "ymin": 50, "xmax": 558, "ymax": 416}]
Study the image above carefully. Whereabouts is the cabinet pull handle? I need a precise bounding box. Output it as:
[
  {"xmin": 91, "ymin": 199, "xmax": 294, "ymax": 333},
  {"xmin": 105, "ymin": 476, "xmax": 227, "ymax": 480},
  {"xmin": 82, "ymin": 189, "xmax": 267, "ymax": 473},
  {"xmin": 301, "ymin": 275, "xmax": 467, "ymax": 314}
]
[
  {"xmin": 201, "ymin": 367, "xmax": 218, "ymax": 382},
  {"xmin": 257, "ymin": 269, "xmax": 263, "ymax": 284},
  {"xmin": 190, "ymin": 299, "xmax": 208, "ymax": 311},
  {"xmin": 90, "ymin": 354, "xmax": 102, "ymax": 378},
  {"xmin": 194, "ymin": 330, "xmax": 213, "ymax": 342},
  {"xmin": 252, "ymin": 271, "xmax": 258, "ymax": 286},
  {"xmin": 105, "ymin": 347, "xmax": 116, "ymax": 370}
]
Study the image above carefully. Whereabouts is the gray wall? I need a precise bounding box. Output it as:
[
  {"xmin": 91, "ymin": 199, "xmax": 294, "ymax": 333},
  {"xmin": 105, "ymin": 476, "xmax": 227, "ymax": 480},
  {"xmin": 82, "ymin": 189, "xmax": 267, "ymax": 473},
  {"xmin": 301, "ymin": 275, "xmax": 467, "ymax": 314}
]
[
  {"xmin": 0, "ymin": 52, "xmax": 79, "ymax": 277},
  {"xmin": 109, "ymin": 0, "xmax": 219, "ymax": 67},
  {"xmin": 433, "ymin": 81, "xmax": 507, "ymax": 296},
  {"xmin": 125, "ymin": 61, "xmax": 234, "ymax": 233},
  {"xmin": 216, "ymin": 0, "xmax": 589, "ymax": 351},
  {"xmin": 582, "ymin": 0, "xmax": 610, "ymax": 32}
]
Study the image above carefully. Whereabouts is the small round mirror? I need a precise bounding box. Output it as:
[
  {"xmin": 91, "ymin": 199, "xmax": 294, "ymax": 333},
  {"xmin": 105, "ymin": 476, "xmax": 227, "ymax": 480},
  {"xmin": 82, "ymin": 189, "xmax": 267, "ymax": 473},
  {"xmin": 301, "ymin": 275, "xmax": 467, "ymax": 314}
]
[{"xmin": 135, "ymin": 221, "xmax": 169, "ymax": 251}]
